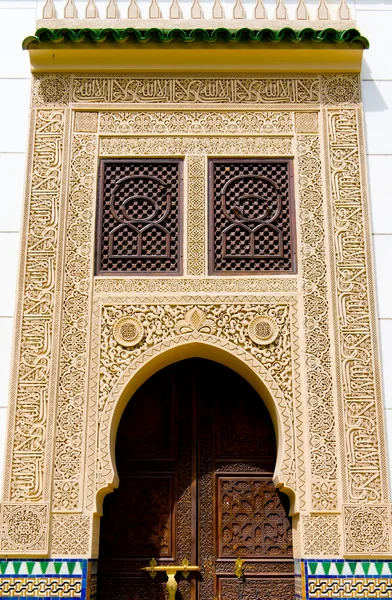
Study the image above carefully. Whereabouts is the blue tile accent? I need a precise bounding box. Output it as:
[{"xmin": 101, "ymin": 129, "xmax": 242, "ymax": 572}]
[
  {"xmin": 1, "ymin": 558, "xmax": 391, "ymax": 598},
  {"xmin": 302, "ymin": 559, "xmax": 392, "ymax": 599},
  {"xmin": 0, "ymin": 559, "xmax": 97, "ymax": 599}
]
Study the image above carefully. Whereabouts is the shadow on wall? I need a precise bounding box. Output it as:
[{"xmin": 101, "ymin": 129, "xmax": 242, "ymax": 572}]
[{"xmin": 361, "ymin": 78, "xmax": 389, "ymax": 112}]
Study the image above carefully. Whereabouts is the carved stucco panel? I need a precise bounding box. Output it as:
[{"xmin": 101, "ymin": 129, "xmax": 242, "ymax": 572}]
[
  {"xmin": 99, "ymin": 136, "xmax": 293, "ymax": 157},
  {"xmin": 302, "ymin": 514, "xmax": 341, "ymax": 557},
  {"xmin": 91, "ymin": 298, "xmax": 300, "ymax": 512},
  {"xmin": 297, "ymin": 134, "xmax": 338, "ymax": 512},
  {"xmin": 0, "ymin": 504, "xmax": 49, "ymax": 553},
  {"xmin": 321, "ymin": 75, "xmax": 361, "ymax": 106},
  {"xmin": 324, "ymin": 108, "xmax": 388, "ymax": 507},
  {"xmin": 71, "ymin": 76, "xmax": 320, "ymax": 105},
  {"xmin": 32, "ymin": 75, "xmax": 71, "ymax": 107},
  {"xmin": 51, "ymin": 515, "xmax": 91, "ymax": 557},
  {"xmin": 343, "ymin": 505, "xmax": 391, "ymax": 555},
  {"xmin": 94, "ymin": 277, "xmax": 298, "ymax": 294},
  {"xmin": 295, "ymin": 112, "xmax": 319, "ymax": 134},
  {"xmin": 6, "ymin": 109, "xmax": 68, "ymax": 505},
  {"xmin": 187, "ymin": 155, "xmax": 205, "ymax": 275},
  {"xmin": 98, "ymin": 110, "xmax": 294, "ymax": 135},
  {"xmin": 0, "ymin": 105, "xmax": 70, "ymax": 554},
  {"xmin": 52, "ymin": 133, "xmax": 98, "ymax": 513},
  {"xmin": 74, "ymin": 111, "xmax": 98, "ymax": 133}
]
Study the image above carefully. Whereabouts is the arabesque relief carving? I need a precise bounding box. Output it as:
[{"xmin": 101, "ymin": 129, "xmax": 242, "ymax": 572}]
[
  {"xmin": 53, "ymin": 133, "xmax": 97, "ymax": 513},
  {"xmin": 343, "ymin": 506, "xmax": 391, "ymax": 554},
  {"xmin": 297, "ymin": 134, "xmax": 338, "ymax": 512},
  {"xmin": 94, "ymin": 277, "xmax": 298, "ymax": 294},
  {"xmin": 187, "ymin": 155, "xmax": 205, "ymax": 275},
  {"xmin": 74, "ymin": 111, "xmax": 98, "ymax": 133},
  {"xmin": 0, "ymin": 504, "xmax": 48, "ymax": 553},
  {"xmin": 295, "ymin": 112, "xmax": 319, "ymax": 134},
  {"xmin": 302, "ymin": 514, "xmax": 341, "ymax": 557},
  {"xmin": 97, "ymin": 300, "xmax": 296, "ymax": 417},
  {"xmin": 326, "ymin": 108, "xmax": 387, "ymax": 506},
  {"xmin": 71, "ymin": 76, "xmax": 320, "ymax": 105},
  {"xmin": 0, "ymin": 74, "xmax": 390, "ymax": 559},
  {"xmin": 89, "ymin": 298, "xmax": 298, "ymax": 504},
  {"xmin": 7, "ymin": 109, "xmax": 67, "ymax": 505},
  {"xmin": 99, "ymin": 110, "xmax": 294, "ymax": 135},
  {"xmin": 99, "ymin": 136, "xmax": 293, "ymax": 157},
  {"xmin": 32, "ymin": 74, "xmax": 70, "ymax": 106},
  {"xmin": 322, "ymin": 75, "xmax": 360, "ymax": 106},
  {"xmin": 51, "ymin": 515, "xmax": 91, "ymax": 556}
]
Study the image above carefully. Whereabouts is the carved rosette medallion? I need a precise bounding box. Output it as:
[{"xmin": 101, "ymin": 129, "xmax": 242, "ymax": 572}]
[
  {"xmin": 248, "ymin": 315, "xmax": 279, "ymax": 346},
  {"xmin": 344, "ymin": 506, "xmax": 390, "ymax": 554},
  {"xmin": 32, "ymin": 74, "xmax": 70, "ymax": 106},
  {"xmin": 322, "ymin": 75, "xmax": 360, "ymax": 105},
  {"xmin": 0, "ymin": 505, "xmax": 48, "ymax": 552},
  {"xmin": 113, "ymin": 316, "xmax": 144, "ymax": 347}
]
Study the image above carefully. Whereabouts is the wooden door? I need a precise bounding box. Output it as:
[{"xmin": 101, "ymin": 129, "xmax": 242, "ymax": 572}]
[{"xmin": 97, "ymin": 359, "xmax": 294, "ymax": 600}]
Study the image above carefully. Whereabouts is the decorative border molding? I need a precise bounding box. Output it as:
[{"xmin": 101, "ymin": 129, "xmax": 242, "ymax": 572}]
[
  {"xmin": 297, "ymin": 134, "xmax": 338, "ymax": 512},
  {"xmin": 325, "ymin": 108, "xmax": 387, "ymax": 507},
  {"xmin": 52, "ymin": 132, "xmax": 97, "ymax": 513},
  {"xmin": 94, "ymin": 277, "xmax": 298, "ymax": 294},
  {"xmin": 99, "ymin": 135, "xmax": 293, "ymax": 157},
  {"xmin": 69, "ymin": 76, "xmax": 320, "ymax": 105},
  {"xmin": 98, "ymin": 110, "xmax": 294, "ymax": 135}
]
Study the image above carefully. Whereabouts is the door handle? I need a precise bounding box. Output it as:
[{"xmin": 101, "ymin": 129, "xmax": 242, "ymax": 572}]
[
  {"xmin": 235, "ymin": 558, "xmax": 245, "ymax": 580},
  {"xmin": 142, "ymin": 558, "xmax": 199, "ymax": 600}
]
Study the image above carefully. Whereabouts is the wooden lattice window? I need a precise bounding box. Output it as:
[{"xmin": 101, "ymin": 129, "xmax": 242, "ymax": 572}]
[
  {"xmin": 96, "ymin": 159, "xmax": 183, "ymax": 275},
  {"xmin": 208, "ymin": 159, "xmax": 296, "ymax": 274}
]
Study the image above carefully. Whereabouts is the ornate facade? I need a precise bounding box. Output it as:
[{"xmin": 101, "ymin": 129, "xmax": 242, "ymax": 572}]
[{"xmin": 0, "ymin": 9, "xmax": 390, "ymax": 595}]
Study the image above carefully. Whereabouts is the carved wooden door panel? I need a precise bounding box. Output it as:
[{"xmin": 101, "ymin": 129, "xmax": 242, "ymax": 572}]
[{"xmin": 97, "ymin": 359, "xmax": 294, "ymax": 600}]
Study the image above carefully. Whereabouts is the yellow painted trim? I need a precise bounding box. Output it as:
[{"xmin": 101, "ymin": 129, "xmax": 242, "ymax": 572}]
[{"xmin": 27, "ymin": 43, "xmax": 364, "ymax": 73}]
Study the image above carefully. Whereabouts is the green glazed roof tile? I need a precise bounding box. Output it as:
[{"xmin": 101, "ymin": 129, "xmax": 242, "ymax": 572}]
[{"xmin": 23, "ymin": 27, "xmax": 369, "ymax": 49}]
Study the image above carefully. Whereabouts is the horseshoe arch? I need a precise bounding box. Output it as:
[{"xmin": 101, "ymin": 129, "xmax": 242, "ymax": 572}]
[{"xmin": 95, "ymin": 332, "xmax": 297, "ymax": 517}]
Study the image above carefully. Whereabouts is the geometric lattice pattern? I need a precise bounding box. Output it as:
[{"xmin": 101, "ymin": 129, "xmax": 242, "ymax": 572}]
[
  {"xmin": 96, "ymin": 159, "xmax": 182, "ymax": 274},
  {"xmin": 209, "ymin": 159, "xmax": 295, "ymax": 273},
  {"xmin": 218, "ymin": 477, "xmax": 293, "ymax": 557}
]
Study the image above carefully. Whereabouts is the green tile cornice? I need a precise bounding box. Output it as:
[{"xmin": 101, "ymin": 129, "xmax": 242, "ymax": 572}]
[{"xmin": 23, "ymin": 27, "xmax": 369, "ymax": 49}]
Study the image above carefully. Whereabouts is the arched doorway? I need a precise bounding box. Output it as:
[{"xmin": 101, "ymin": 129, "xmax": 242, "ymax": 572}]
[{"xmin": 97, "ymin": 359, "xmax": 294, "ymax": 600}]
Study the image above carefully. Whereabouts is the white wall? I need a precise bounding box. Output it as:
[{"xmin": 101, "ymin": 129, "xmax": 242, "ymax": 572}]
[
  {"xmin": 357, "ymin": 0, "xmax": 392, "ymax": 487},
  {"xmin": 0, "ymin": 0, "xmax": 391, "ymax": 492},
  {"xmin": 0, "ymin": 0, "xmax": 38, "ymax": 490}
]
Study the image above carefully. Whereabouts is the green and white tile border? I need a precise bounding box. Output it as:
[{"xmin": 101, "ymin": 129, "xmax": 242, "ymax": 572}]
[
  {"xmin": 0, "ymin": 559, "xmax": 97, "ymax": 599},
  {"xmin": 306, "ymin": 559, "xmax": 392, "ymax": 577},
  {"xmin": 1, "ymin": 558, "xmax": 392, "ymax": 598},
  {"xmin": 296, "ymin": 559, "xmax": 392, "ymax": 599},
  {"xmin": 0, "ymin": 559, "xmax": 85, "ymax": 576}
]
